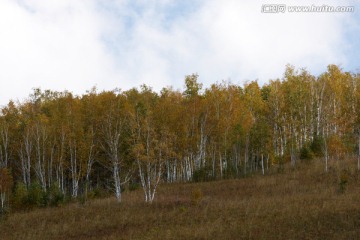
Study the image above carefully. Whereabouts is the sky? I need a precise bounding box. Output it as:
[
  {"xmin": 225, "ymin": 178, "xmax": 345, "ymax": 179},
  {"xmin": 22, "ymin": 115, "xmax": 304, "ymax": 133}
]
[{"xmin": 0, "ymin": 0, "xmax": 360, "ymax": 105}]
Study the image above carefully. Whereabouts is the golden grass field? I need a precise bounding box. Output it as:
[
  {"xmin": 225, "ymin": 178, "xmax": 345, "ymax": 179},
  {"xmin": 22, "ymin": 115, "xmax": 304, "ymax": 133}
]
[{"xmin": 1, "ymin": 159, "xmax": 360, "ymax": 239}]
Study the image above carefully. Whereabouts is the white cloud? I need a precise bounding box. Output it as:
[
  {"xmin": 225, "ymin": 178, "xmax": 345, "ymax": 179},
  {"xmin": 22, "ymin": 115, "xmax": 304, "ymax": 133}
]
[
  {"xmin": 167, "ymin": 0, "xmax": 351, "ymax": 84},
  {"xmin": 0, "ymin": 0, "xmax": 125, "ymax": 105},
  {"xmin": 0, "ymin": 0, "xmax": 358, "ymax": 105}
]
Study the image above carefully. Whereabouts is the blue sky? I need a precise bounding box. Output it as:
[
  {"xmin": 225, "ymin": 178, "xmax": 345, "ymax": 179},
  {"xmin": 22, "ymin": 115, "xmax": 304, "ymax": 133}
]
[{"xmin": 0, "ymin": 0, "xmax": 359, "ymax": 105}]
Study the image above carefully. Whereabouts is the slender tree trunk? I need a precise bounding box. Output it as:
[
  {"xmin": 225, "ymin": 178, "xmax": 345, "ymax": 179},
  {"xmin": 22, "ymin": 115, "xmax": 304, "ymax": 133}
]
[
  {"xmin": 69, "ymin": 141, "xmax": 82, "ymax": 198},
  {"xmin": 34, "ymin": 125, "xmax": 47, "ymax": 192},
  {"xmin": 0, "ymin": 125, "xmax": 9, "ymax": 168},
  {"xmin": 212, "ymin": 148, "xmax": 216, "ymax": 178},
  {"xmin": 48, "ymin": 144, "xmax": 55, "ymax": 189},
  {"xmin": 137, "ymin": 159, "xmax": 162, "ymax": 203},
  {"xmin": 358, "ymin": 133, "xmax": 360, "ymax": 171},
  {"xmin": 244, "ymin": 135, "xmax": 249, "ymax": 176},
  {"xmin": 219, "ymin": 153, "xmax": 223, "ymax": 179},
  {"xmin": 173, "ymin": 159, "xmax": 177, "ymax": 182},
  {"xmin": 113, "ymin": 162, "xmax": 121, "ymax": 202},
  {"xmin": 85, "ymin": 144, "xmax": 95, "ymax": 197},
  {"xmin": 323, "ymin": 138, "xmax": 328, "ymax": 172},
  {"xmin": 0, "ymin": 192, "xmax": 5, "ymax": 210},
  {"xmin": 20, "ymin": 131, "xmax": 33, "ymax": 187},
  {"xmin": 261, "ymin": 154, "xmax": 265, "ymax": 175}
]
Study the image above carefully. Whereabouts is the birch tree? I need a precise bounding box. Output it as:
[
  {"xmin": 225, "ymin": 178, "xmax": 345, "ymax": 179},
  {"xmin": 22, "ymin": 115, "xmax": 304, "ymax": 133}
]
[{"xmin": 100, "ymin": 91, "xmax": 129, "ymax": 202}]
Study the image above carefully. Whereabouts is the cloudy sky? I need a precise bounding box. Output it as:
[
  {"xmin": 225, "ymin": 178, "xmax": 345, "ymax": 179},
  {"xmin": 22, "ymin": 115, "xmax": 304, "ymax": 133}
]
[{"xmin": 0, "ymin": 0, "xmax": 359, "ymax": 105}]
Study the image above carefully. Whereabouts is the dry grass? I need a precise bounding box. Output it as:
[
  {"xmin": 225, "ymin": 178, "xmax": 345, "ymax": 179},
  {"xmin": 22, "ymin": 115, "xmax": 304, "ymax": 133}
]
[{"xmin": 2, "ymin": 159, "xmax": 360, "ymax": 239}]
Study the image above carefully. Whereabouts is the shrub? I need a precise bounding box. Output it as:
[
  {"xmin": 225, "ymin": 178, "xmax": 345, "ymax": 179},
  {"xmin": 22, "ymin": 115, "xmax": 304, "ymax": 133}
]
[
  {"xmin": 128, "ymin": 182, "xmax": 140, "ymax": 191},
  {"xmin": 190, "ymin": 188, "xmax": 203, "ymax": 205},
  {"xmin": 275, "ymin": 156, "xmax": 285, "ymax": 173},
  {"xmin": 310, "ymin": 137, "xmax": 324, "ymax": 157},
  {"xmin": 223, "ymin": 164, "xmax": 238, "ymax": 179},
  {"xmin": 92, "ymin": 187, "xmax": 108, "ymax": 198},
  {"xmin": 193, "ymin": 166, "xmax": 214, "ymax": 182},
  {"xmin": 13, "ymin": 183, "xmax": 28, "ymax": 208},
  {"xmin": 49, "ymin": 182, "xmax": 65, "ymax": 207},
  {"xmin": 27, "ymin": 182, "xmax": 45, "ymax": 207},
  {"xmin": 300, "ymin": 146, "xmax": 314, "ymax": 160},
  {"xmin": 339, "ymin": 170, "xmax": 348, "ymax": 194}
]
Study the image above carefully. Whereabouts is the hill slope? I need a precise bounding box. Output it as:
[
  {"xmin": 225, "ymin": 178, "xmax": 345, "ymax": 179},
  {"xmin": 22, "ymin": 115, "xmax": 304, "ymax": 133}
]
[{"xmin": 1, "ymin": 160, "xmax": 360, "ymax": 239}]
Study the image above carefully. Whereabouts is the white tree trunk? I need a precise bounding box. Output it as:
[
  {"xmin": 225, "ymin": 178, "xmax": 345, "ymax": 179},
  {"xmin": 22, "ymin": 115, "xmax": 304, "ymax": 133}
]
[
  {"xmin": 358, "ymin": 133, "xmax": 360, "ymax": 171},
  {"xmin": 20, "ymin": 131, "xmax": 32, "ymax": 187},
  {"xmin": 34, "ymin": 124, "xmax": 47, "ymax": 192},
  {"xmin": 0, "ymin": 192, "xmax": 5, "ymax": 210},
  {"xmin": 85, "ymin": 145, "xmax": 95, "ymax": 194},
  {"xmin": 0, "ymin": 124, "xmax": 9, "ymax": 168},
  {"xmin": 69, "ymin": 141, "xmax": 81, "ymax": 198},
  {"xmin": 261, "ymin": 154, "xmax": 265, "ymax": 175},
  {"xmin": 323, "ymin": 138, "xmax": 328, "ymax": 172},
  {"xmin": 102, "ymin": 114, "xmax": 125, "ymax": 202},
  {"xmin": 137, "ymin": 159, "xmax": 162, "ymax": 203},
  {"xmin": 113, "ymin": 163, "xmax": 121, "ymax": 202}
]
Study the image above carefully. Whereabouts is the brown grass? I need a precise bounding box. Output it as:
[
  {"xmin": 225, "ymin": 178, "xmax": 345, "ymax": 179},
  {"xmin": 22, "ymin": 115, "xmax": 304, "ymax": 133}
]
[{"xmin": 2, "ymin": 159, "xmax": 360, "ymax": 239}]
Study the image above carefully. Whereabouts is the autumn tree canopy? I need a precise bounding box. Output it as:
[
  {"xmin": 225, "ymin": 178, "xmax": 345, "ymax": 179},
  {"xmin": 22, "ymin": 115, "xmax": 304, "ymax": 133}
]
[{"xmin": 0, "ymin": 65, "xmax": 359, "ymax": 203}]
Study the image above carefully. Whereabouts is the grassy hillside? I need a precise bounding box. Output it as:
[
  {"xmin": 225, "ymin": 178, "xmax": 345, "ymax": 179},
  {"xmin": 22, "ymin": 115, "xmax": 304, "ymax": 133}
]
[{"xmin": 1, "ymin": 159, "xmax": 360, "ymax": 239}]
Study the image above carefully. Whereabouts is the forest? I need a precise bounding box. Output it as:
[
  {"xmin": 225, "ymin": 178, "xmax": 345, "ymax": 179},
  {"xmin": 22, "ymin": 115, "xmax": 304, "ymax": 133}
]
[{"xmin": 0, "ymin": 64, "xmax": 360, "ymax": 211}]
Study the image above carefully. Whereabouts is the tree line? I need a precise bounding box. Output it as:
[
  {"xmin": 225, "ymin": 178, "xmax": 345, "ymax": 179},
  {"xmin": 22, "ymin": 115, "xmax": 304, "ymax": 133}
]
[{"xmin": 0, "ymin": 64, "xmax": 359, "ymax": 209}]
